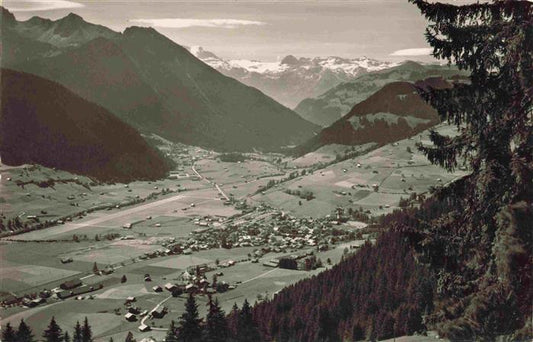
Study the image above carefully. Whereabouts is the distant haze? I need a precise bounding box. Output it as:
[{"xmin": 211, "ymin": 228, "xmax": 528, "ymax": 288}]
[{"xmin": 3, "ymin": 0, "xmax": 473, "ymax": 62}]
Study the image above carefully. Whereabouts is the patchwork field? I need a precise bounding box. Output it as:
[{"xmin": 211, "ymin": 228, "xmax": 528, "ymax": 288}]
[
  {"xmin": 0, "ymin": 264, "xmax": 80, "ymax": 291},
  {"xmin": 0, "ymin": 163, "xmax": 211, "ymax": 235},
  {"xmin": 250, "ymin": 124, "xmax": 468, "ymax": 217},
  {"xmin": 0, "ymin": 123, "xmax": 470, "ymax": 340}
]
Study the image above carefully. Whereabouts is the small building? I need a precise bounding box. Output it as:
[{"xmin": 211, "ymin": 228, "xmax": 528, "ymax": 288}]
[
  {"xmin": 101, "ymin": 267, "xmax": 114, "ymax": 275},
  {"xmin": 126, "ymin": 296, "xmax": 136, "ymax": 303},
  {"xmin": 60, "ymin": 279, "xmax": 82, "ymax": 290},
  {"xmin": 128, "ymin": 306, "xmax": 141, "ymax": 314},
  {"xmin": 1, "ymin": 294, "xmax": 20, "ymax": 306},
  {"xmin": 60, "ymin": 257, "xmax": 73, "ymax": 264},
  {"xmin": 138, "ymin": 323, "xmax": 151, "ymax": 332},
  {"xmin": 124, "ymin": 313, "xmax": 137, "ymax": 322},
  {"xmin": 185, "ymin": 284, "xmax": 197, "ymax": 293},
  {"xmin": 152, "ymin": 306, "xmax": 167, "ymax": 319},
  {"xmin": 181, "ymin": 271, "xmax": 192, "ymax": 280},
  {"xmin": 152, "ymin": 285, "xmax": 163, "ymax": 293},
  {"xmin": 32, "ymin": 297, "xmax": 46, "ymax": 306},
  {"xmin": 165, "ymin": 283, "xmax": 178, "ymax": 292},
  {"xmin": 263, "ymin": 259, "xmax": 279, "ymax": 268}
]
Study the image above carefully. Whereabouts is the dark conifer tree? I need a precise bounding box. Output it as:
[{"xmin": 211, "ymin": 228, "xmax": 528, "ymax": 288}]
[
  {"xmin": 203, "ymin": 296, "xmax": 229, "ymax": 342},
  {"xmin": 236, "ymin": 299, "xmax": 260, "ymax": 342},
  {"xmin": 17, "ymin": 319, "xmax": 34, "ymax": 342},
  {"xmin": 177, "ymin": 294, "xmax": 203, "ymax": 342},
  {"xmin": 227, "ymin": 302, "xmax": 240, "ymax": 339},
  {"xmin": 316, "ymin": 306, "xmax": 339, "ymax": 342},
  {"xmin": 2, "ymin": 322, "xmax": 16, "ymax": 342},
  {"xmin": 408, "ymin": 0, "xmax": 532, "ymax": 338},
  {"xmin": 124, "ymin": 332, "xmax": 135, "ymax": 342},
  {"xmin": 73, "ymin": 321, "xmax": 82, "ymax": 342},
  {"xmin": 64, "ymin": 331, "xmax": 71, "ymax": 342},
  {"xmin": 278, "ymin": 317, "xmax": 291, "ymax": 342},
  {"xmin": 81, "ymin": 317, "xmax": 92, "ymax": 342},
  {"xmin": 43, "ymin": 317, "xmax": 63, "ymax": 342},
  {"xmin": 351, "ymin": 323, "xmax": 365, "ymax": 342},
  {"xmin": 165, "ymin": 320, "xmax": 178, "ymax": 342}
]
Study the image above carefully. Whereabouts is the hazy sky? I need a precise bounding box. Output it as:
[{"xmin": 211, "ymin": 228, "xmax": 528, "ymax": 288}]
[{"xmin": 3, "ymin": 0, "xmax": 470, "ymax": 62}]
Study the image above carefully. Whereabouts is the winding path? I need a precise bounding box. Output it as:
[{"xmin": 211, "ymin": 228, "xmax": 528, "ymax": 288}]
[{"xmin": 140, "ymin": 294, "xmax": 173, "ymax": 330}]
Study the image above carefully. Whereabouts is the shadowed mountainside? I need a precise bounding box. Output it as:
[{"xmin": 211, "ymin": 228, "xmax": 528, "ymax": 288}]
[
  {"xmin": 0, "ymin": 69, "xmax": 172, "ymax": 182},
  {"xmin": 295, "ymin": 61, "xmax": 466, "ymax": 127},
  {"xmin": 0, "ymin": 7, "xmax": 319, "ymax": 152},
  {"xmin": 293, "ymin": 78, "xmax": 451, "ymax": 156}
]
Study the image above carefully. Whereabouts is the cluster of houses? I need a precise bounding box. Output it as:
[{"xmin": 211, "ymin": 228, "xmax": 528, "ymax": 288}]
[
  {"xmin": 175, "ymin": 204, "xmax": 362, "ymax": 258},
  {"xmin": 1, "ymin": 278, "xmax": 105, "ymax": 309},
  {"xmin": 156, "ymin": 266, "xmax": 234, "ymax": 297},
  {"xmin": 0, "ymin": 289, "xmax": 52, "ymax": 308},
  {"xmin": 56, "ymin": 279, "xmax": 103, "ymax": 300}
]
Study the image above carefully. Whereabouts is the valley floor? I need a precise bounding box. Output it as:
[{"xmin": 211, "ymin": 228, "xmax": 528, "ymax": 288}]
[{"xmin": 0, "ymin": 125, "xmax": 464, "ymax": 341}]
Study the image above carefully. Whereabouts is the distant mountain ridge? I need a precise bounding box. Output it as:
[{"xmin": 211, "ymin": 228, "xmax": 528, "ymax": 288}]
[
  {"xmin": 0, "ymin": 69, "xmax": 171, "ymax": 182},
  {"xmin": 294, "ymin": 78, "xmax": 451, "ymax": 156},
  {"xmin": 1, "ymin": 7, "xmax": 319, "ymax": 152},
  {"xmin": 294, "ymin": 61, "xmax": 466, "ymax": 127},
  {"xmin": 187, "ymin": 46, "xmax": 398, "ymax": 109}
]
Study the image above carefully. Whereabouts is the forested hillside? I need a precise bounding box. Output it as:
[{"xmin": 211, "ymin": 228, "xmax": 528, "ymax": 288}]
[
  {"xmin": 253, "ymin": 231, "xmax": 433, "ymax": 341},
  {"xmin": 0, "ymin": 69, "xmax": 172, "ymax": 182}
]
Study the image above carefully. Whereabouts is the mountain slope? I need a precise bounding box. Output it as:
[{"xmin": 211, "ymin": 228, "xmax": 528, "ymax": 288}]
[
  {"xmin": 1, "ymin": 8, "xmax": 319, "ymax": 152},
  {"xmin": 294, "ymin": 78, "xmax": 450, "ymax": 155},
  {"xmin": 189, "ymin": 46, "xmax": 398, "ymax": 109},
  {"xmin": 10, "ymin": 11, "xmax": 120, "ymax": 48},
  {"xmin": 295, "ymin": 61, "xmax": 466, "ymax": 127},
  {"xmin": 0, "ymin": 69, "xmax": 171, "ymax": 182}
]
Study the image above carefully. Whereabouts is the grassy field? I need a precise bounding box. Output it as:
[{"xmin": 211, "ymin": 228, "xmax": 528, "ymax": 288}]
[
  {"xmin": 0, "ymin": 264, "xmax": 80, "ymax": 292},
  {"xmin": 0, "ymin": 124, "xmax": 469, "ymax": 340},
  {"xmin": 0, "ymin": 163, "xmax": 211, "ymax": 233},
  {"xmin": 250, "ymin": 124, "xmax": 468, "ymax": 218},
  {"xmin": 290, "ymin": 143, "xmax": 376, "ymax": 167}
]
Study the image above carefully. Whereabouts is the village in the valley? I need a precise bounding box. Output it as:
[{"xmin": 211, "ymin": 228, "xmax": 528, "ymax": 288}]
[{"xmin": 0, "ymin": 124, "xmax": 467, "ymax": 340}]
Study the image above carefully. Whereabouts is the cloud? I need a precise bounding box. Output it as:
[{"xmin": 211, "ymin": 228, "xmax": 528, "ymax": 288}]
[
  {"xmin": 129, "ymin": 18, "xmax": 265, "ymax": 29},
  {"xmin": 5, "ymin": 0, "xmax": 84, "ymax": 12},
  {"xmin": 390, "ymin": 48, "xmax": 433, "ymax": 56}
]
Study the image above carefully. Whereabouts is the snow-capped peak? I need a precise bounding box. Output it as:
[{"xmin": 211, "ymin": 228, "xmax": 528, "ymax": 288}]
[{"xmin": 187, "ymin": 46, "xmax": 399, "ymax": 108}]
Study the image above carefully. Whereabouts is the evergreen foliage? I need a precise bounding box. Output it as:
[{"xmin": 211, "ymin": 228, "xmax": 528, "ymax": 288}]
[
  {"xmin": 177, "ymin": 294, "xmax": 203, "ymax": 342},
  {"xmin": 124, "ymin": 332, "xmax": 135, "ymax": 342},
  {"xmin": 253, "ymin": 231, "xmax": 432, "ymax": 341},
  {"xmin": 165, "ymin": 320, "xmax": 179, "ymax": 342},
  {"xmin": 236, "ymin": 299, "xmax": 261, "ymax": 342},
  {"xmin": 2, "ymin": 322, "xmax": 16, "ymax": 342},
  {"xmin": 73, "ymin": 321, "xmax": 82, "ymax": 342},
  {"xmin": 406, "ymin": 0, "xmax": 532, "ymax": 338},
  {"xmin": 16, "ymin": 319, "xmax": 34, "ymax": 342},
  {"xmin": 43, "ymin": 317, "xmax": 63, "ymax": 342},
  {"xmin": 82, "ymin": 317, "xmax": 92, "ymax": 342},
  {"xmin": 203, "ymin": 296, "xmax": 230, "ymax": 342}
]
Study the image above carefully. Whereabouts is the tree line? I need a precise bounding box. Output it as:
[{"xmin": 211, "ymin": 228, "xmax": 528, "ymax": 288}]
[
  {"xmin": 2, "ymin": 317, "xmax": 93, "ymax": 342},
  {"xmin": 163, "ymin": 294, "xmax": 261, "ymax": 342}
]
